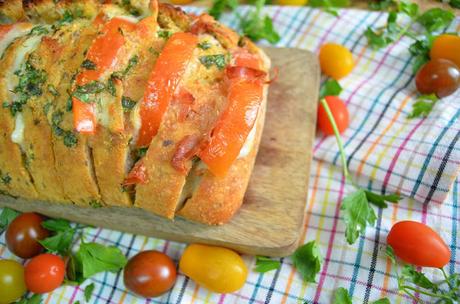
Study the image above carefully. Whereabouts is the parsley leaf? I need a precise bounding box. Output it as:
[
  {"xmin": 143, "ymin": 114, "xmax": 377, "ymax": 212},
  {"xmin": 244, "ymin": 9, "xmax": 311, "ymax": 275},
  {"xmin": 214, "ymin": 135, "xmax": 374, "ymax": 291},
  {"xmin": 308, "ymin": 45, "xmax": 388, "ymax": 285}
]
[
  {"xmin": 401, "ymin": 265, "xmax": 436, "ymax": 290},
  {"xmin": 74, "ymin": 242, "xmax": 127, "ymax": 279},
  {"xmin": 309, "ymin": 0, "xmax": 350, "ymax": 17},
  {"xmin": 319, "ymin": 79, "xmax": 342, "ymax": 99},
  {"xmin": 121, "ymin": 96, "xmax": 137, "ymax": 112},
  {"xmin": 15, "ymin": 294, "xmax": 43, "ymax": 304},
  {"xmin": 364, "ymin": 190, "xmax": 401, "ymax": 208},
  {"xmin": 254, "ymin": 256, "xmax": 281, "ymax": 273},
  {"xmin": 409, "ymin": 38, "xmax": 431, "ymax": 73},
  {"xmin": 199, "ymin": 54, "xmax": 228, "ymax": 70},
  {"xmin": 341, "ymin": 189, "xmax": 377, "ymax": 245},
  {"xmin": 209, "ymin": 0, "xmax": 238, "ymax": 20},
  {"xmin": 417, "ymin": 8, "xmax": 455, "ymax": 33},
  {"xmin": 240, "ymin": 0, "xmax": 280, "ymax": 44},
  {"xmin": 198, "ymin": 41, "xmax": 212, "ymax": 50},
  {"xmin": 72, "ymin": 81, "xmax": 105, "ymax": 103},
  {"xmin": 84, "ymin": 282, "xmax": 95, "ymax": 302},
  {"xmin": 292, "ymin": 241, "xmax": 322, "ymax": 283},
  {"xmin": 333, "ymin": 287, "xmax": 352, "ymax": 304},
  {"xmin": 368, "ymin": 0, "xmax": 397, "ymax": 11},
  {"xmin": 39, "ymin": 219, "xmax": 76, "ymax": 255},
  {"xmin": 372, "ymin": 299, "xmax": 391, "ymax": 304},
  {"xmin": 0, "ymin": 207, "xmax": 19, "ymax": 230},
  {"xmin": 408, "ymin": 94, "xmax": 438, "ymax": 119},
  {"xmin": 81, "ymin": 59, "xmax": 96, "ymax": 70},
  {"xmin": 158, "ymin": 30, "xmax": 172, "ymax": 40}
]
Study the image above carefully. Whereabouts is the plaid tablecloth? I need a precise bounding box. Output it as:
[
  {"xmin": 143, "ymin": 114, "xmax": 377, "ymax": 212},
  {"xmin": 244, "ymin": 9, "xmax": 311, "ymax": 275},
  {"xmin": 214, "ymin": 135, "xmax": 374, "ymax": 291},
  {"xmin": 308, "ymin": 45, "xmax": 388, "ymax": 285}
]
[{"xmin": 1, "ymin": 6, "xmax": 460, "ymax": 304}]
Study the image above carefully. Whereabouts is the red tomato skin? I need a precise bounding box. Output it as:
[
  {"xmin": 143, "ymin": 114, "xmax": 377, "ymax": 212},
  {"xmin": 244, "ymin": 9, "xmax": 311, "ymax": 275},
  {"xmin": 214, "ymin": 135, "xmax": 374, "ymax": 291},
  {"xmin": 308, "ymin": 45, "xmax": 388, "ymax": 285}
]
[
  {"xmin": 24, "ymin": 254, "xmax": 65, "ymax": 294},
  {"xmin": 6, "ymin": 213, "xmax": 50, "ymax": 258},
  {"xmin": 124, "ymin": 250, "xmax": 177, "ymax": 298},
  {"xmin": 387, "ymin": 221, "xmax": 451, "ymax": 268},
  {"xmin": 317, "ymin": 96, "xmax": 349, "ymax": 136}
]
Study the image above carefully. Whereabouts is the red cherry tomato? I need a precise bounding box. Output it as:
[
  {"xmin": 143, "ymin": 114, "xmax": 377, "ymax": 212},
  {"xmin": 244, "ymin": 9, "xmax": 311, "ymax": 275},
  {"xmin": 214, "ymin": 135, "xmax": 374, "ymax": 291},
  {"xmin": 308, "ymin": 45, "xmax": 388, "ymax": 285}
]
[
  {"xmin": 387, "ymin": 221, "xmax": 451, "ymax": 268},
  {"xmin": 415, "ymin": 58, "xmax": 460, "ymax": 98},
  {"xmin": 123, "ymin": 250, "xmax": 177, "ymax": 298},
  {"xmin": 6, "ymin": 213, "xmax": 50, "ymax": 258},
  {"xmin": 24, "ymin": 254, "xmax": 65, "ymax": 294},
  {"xmin": 317, "ymin": 96, "xmax": 349, "ymax": 136}
]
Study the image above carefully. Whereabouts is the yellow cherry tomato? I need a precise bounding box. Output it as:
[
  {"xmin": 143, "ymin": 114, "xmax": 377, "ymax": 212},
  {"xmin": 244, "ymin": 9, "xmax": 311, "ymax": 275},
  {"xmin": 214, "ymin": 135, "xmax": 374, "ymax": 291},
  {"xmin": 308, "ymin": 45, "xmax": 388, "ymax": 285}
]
[
  {"xmin": 276, "ymin": 0, "xmax": 309, "ymax": 6},
  {"xmin": 430, "ymin": 34, "xmax": 460, "ymax": 68},
  {"xmin": 319, "ymin": 43, "xmax": 355, "ymax": 80},
  {"xmin": 0, "ymin": 260, "xmax": 27, "ymax": 304},
  {"xmin": 179, "ymin": 244, "xmax": 248, "ymax": 293},
  {"xmin": 169, "ymin": 0, "xmax": 194, "ymax": 4}
]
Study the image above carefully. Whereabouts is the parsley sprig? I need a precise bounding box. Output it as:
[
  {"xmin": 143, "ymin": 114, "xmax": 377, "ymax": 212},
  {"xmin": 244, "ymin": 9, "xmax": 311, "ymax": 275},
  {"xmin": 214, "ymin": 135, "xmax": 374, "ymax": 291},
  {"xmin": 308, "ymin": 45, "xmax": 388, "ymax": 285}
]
[
  {"xmin": 319, "ymin": 81, "xmax": 401, "ymax": 244},
  {"xmin": 386, "ymin": 246, "xmax": 460, "ymax": 302},
  {"xmin": 333, "ymin": 287, "xmax": 390, "ymax": 303},
  {"xmin": 309, "ymin": 0, "xmax": 350, "ymax": 17}
]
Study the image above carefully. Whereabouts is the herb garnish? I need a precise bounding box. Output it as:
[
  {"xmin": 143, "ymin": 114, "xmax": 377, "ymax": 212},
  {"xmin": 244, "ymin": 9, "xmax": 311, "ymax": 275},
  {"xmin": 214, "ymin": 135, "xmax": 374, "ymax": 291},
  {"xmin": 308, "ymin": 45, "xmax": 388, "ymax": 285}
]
[
  {"xmin": 0, "ymin": 171, "xmax": 12, "ymax": 185},
  {"xmin": 254, "ymin": 256, "xmax": 281, "ymax": 273},
  {"xmin": 48, "ymin": 84, "xmax": 59, "ymax": 97},
  {"xmin": 0, "ymin": 207, "xmax": 19, "ymax": 229},
  {"xmin": 209, "ymin": 0, "xmax": 238, "ymax": 20},
  {"xmin": 39, "ymin": 218, "xmax": 76, "ymax": 255},
  {"xmin": 112, "ymin": 55, "xmax": 139, "ymax": 80},
  {"xmin": 309, "ymin": 0, "xmax": 350, "ymax": 17},
  {"xmin": 14, "ymin": 294, "xmax": 43, "ymax": 304},
  {"xmin": 81, "ymin": 59, "xmax": 96, "ymax": 70},
  {"xmin": 158, "ymin": 30, "xmax": 172, "ymax": 40},
  {"xmin": 240, "ymin": 0, "xmax": 280, "ymax": 44},
  {"xmin": 72, "ymin": 81, "xmax": 105, "ymax": 103},
  {"xmin": 89, "ymin": 200, "xmax": 102, "ymax": 208},
  {"xmin": 51, "ymin": 111, "xmax": 78, "ymax": 148},
  {"xmin": 292, "ymin": 241, "xmax": 322, "ymax": 283},
  {"xmin": 198, "ymin": 41, "xmax": 212, "ymax": 50},
  {"xmin": 332, "ymin": 287, "xmax": 390, "ymax": 304},
  {"xmin": 199, "ymin": 54, "xmax": 228, "ymax": 70},
  {"xmin": 121, "ymin": 96, "xmax": 137, "ymax": 112},
  {"xmin": 7, "ymin": 60, "xmax": 47, "ymax": 116},
  {"xmin": 29, "ymin": 25, "xmax": 49, "ymax": 36},
  {"xmin": 408, "ymin": 94, "xmax": 438, "ymax": 119},
  {"xmin": 84, "ymin": 283, "xmax": 95, "ymax": 302},
  {"xmin": 319, "ymin": 82, "xmax": 401, "ymax": 244}
]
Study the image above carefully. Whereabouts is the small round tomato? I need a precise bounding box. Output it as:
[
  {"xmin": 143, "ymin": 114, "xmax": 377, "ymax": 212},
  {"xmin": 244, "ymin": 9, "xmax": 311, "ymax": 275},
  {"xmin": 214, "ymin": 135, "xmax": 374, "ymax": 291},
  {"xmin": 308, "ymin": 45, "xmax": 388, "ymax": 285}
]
[
  {"xmin": 415, "ymin": 58, "xmax": 460, "ymax": 98},
  {"xmin": 319, "ymin": 43, "xmax": 355, "ymax": 80},
  {"xmin": 124, "ymin": 250, "xmax": 177, "ymax": 298},
  {"xmin": 179, "ymin": 244, "xmax": 248, "ymax": 293},
  {"xmin": 0, "ymin": 260, "xmax": 27, "ymax": 304},
  {"xmin": 387, "ymin": 221, "xmax": 451, "ymax": 268},
  {"xmin": 6, "ymin": 212, "xmax": 50, "ymax": 258},
  {"xmin": 317, "ymin": 96, "xmax": 349, "ymax": 136},
  {"xmin": 276, "ymin": 0, "xmax": 309, "ymax": 6},
  {"xmin": 430, "ymin": 34, "xmax": 460, "ymax": 68},
  {"xmin": 169, "ymin": 0, "xmax": 194, "ymax": 3},
  {"xmin": 24, "ymin": 253, "xmax": 65, "ymax": 294}
]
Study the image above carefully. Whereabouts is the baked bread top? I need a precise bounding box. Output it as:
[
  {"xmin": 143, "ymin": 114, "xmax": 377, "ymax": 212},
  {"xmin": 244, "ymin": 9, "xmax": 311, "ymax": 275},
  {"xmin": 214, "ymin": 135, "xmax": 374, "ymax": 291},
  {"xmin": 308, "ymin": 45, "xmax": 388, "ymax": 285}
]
[{"xmin": 0, "ymin": 0, "xmax": 271, "ymax": 225}]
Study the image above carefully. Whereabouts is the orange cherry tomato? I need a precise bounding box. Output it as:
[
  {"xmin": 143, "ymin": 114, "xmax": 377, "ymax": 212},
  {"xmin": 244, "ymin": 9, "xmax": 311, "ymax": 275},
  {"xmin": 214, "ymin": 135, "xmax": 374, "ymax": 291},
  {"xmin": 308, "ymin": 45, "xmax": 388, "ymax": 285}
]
[
  {"xmin": 319, "ymin": 43, "xmax": 355, "ymax": 80},
  {"xmin": 169, "ymin": 0, "xmax": 194, "ymax": 4},
  {"xmin": 24, "ymin": 254, "xmax": 65, "ymax": 294},
  {"xmin": 430, "ymin": 34, "xmax": 460, "ymax": 68},
  {"xmin": 179, "ymin": 244, "xmax": 248, "ymax": 293},
  {"xmin": 317, "ymin": 96, "xmax": 349, "ymax": 135},
  {"xmin": 276, "ymin": 0, "xmax": 309, "ymax": 5},
  {"xmin": 6, "ymin": 212, "xmax": 50, "ymax": 259},
  {"xmin": 124, "ymin": 250, "xmax": 177, "ymax": 298},
  {"xmin": 137, "ymin": 32, "xmax": 198, "ymax": 147},
  {"xmin": 387, "ymin": 221, "xmax": 451, "ymax": 268}
]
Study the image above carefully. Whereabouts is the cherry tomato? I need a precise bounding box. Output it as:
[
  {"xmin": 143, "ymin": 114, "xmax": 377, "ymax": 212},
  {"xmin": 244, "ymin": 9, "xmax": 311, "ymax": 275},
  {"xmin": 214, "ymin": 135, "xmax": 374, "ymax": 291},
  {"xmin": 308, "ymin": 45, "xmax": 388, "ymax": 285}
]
[
  {"xmin": 415, "ymin": 58, "xmax": 460, "ymax": 98},
  {"xmin": 179, "ymin": 244, "xmax": 248, "ymax": 293},
  {"xmin": 124, "ymin": 250, "xmax": 177, "ymax": 298},
  {"xmin": 6, "ymin": 212, "xmax": 50, "ymax": 258},
  {"xmin": 276, "ymin": 0, "xmax": 309, "ymax": 5},
  {"xmin": 169, "ymin": 0, "xmax": 194, "ymax": 4},
  {"xmin": 317, "ymin": 96, "xmax": 349, "ymax": 135},
  {"xmin": 387, "ymin": 221, "xmax": 451, "ymax": 268},
  {"xmin": 0, "ymin": 260, "xmax": 27, "ymax": 304},
  {"xmin": 430, "ymin": 34, "xmax": 460, "ymax": 68},
  {"xmin": 24, "ymin": 253, "xmax": 65, "ymax": 294},
  {"xmin": 319, "ymin": 43, "xmax": 355, "ymax": 80}
]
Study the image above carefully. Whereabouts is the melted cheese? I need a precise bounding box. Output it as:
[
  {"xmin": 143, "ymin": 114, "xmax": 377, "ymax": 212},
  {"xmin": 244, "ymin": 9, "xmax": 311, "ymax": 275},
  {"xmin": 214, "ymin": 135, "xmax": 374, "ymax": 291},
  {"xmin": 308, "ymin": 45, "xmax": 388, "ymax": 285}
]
[
  {"xmin": 11, "ymin": 113, "xmax": 25, "ymax": 146},
  {"xmin": 0, "ymin": 23, "xmax": 32, "ymax": 58},
  {"xmin": 238, "ymin": 122, "xmax": 257, "ymax": 159}
]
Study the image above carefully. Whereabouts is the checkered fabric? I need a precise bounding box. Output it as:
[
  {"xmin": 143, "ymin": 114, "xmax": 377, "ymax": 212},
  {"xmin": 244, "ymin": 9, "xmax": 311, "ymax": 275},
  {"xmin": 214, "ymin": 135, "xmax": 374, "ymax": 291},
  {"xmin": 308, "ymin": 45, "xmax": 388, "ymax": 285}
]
[{"xmin": 1, "ymin": 6, "xmax": 459, "ymax": 304}]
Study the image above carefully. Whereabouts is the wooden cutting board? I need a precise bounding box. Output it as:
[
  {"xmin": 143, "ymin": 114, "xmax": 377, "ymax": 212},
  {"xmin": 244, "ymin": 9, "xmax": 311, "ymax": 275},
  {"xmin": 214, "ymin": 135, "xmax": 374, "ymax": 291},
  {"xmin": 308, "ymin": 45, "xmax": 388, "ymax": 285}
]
[{"xmin": 0, "ymin": 47, "xmax": 319, "ymax": 257}]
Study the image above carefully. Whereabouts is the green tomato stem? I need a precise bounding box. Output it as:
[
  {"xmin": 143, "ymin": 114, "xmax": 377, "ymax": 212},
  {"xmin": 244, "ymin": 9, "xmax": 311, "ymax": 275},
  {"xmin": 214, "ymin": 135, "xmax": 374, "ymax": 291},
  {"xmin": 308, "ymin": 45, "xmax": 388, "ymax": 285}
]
[
  {"xmin": 319, "ymin": 98, "xmax": 352, "ymax": 184},
  {"xmin": 401, "ymin": 285, "xmax": 453, "ymax": 300},
  {"xmin": 440, "ymin": 267, "xmax": 455, "ymax": 290}
]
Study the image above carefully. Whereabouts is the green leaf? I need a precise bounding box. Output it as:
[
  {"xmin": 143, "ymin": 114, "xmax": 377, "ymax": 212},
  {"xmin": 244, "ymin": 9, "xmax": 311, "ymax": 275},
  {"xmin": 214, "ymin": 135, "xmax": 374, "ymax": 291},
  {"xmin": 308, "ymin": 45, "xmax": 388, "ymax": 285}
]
[
  {"xmin": 332, "ymin": 287, "xmax": 352, "ymax": 304},
  {"xmin": 309, "ymin": 0, "xmax": 350, "ymax": 17},
  {"xmin": 42, "ymin": 218, "xmax": 72, "ymax": 231},
  {"xmin": 209, "ymin": 0, "xmax": 238, "ymax": 20},
  {"xmin": 386, "ymin": 246, "xmax": 396, "ymax": 265},
  {"xmin": 72, "ymin": 81, "xmax": 105, "ymax": 103},
  {"xmin": 15, "ymin": 294, "xmax": 43, "ymax": 304},
  {"xmin": 364, "ymin": 190, "xmax": 401, "ymax": 208},
  {"xmin": 398, "ymin": 1, "xmax": 419, "ymax": 18},
  {"xmin": 84, "ymin": 282, "xmax": 95, "ymax": 302},
  {"xmin": 365, "ymin": 27, "xmax": 393, "ymax": 49},
  {"xmin": 417, "ymin": 8, "xmax": 455, "ymax": 33},
  {"xmin": 0, "ymin": 207, "xmax": 19, "ymax": 229},
  {"xmin": 401, "ymin": 265, "xmax": 436, "ymax": 290},
  {"xmin": 121, "ymin": 96, "xmax": 137, "ymax": 112},
  {"xmin": 448, "ymin": 0, "xmax": 460, "ymax": 8},
  {"xmin": 409, "ymin": 38, "xmax": 431, "ymax": 73},
  {"xmin": 199, "ymin": 54, "xmax": 228, "ymax": 70},
  {"xmin": 319, "ymin": 79, "xmax": 342, "ymax": 99},
  {"xmin": 292, "ymin": 241, "xmax": 322, "ymax": 283},
  {"xmin": 254, "ymin": 256, "xmax": 281, "ymax": 273},
  {"xmin": 368, "ymin": 0, "xmax": 397, "ymax": 11},
  {"xmin": 408, "ymin": 94, "xmax": 438, "ymax": 119},
  {"xmin": 198, "ymin": 41, "xmax": 212, "ymax": 50},
  {"xmin": 341, "ymin": 189, "xmax": 375, "ymax": 245},
  {"xmin": 81, "ymin": 59, "xmax": 96, "ymax": 70},
  {"xmin": 372, "ymin": 298, "xmax": 391, "ymax": 304},
  {"xmin": 240, "ymin": 0, "xmax": 280, "ymax": 44},
  {"xmin": 75, "ymin": 242, "xmax": 127, "ymax": 279},
  {"xmin": 40, "ymin": 218, "xmax": 76, "ymax": 255}
]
